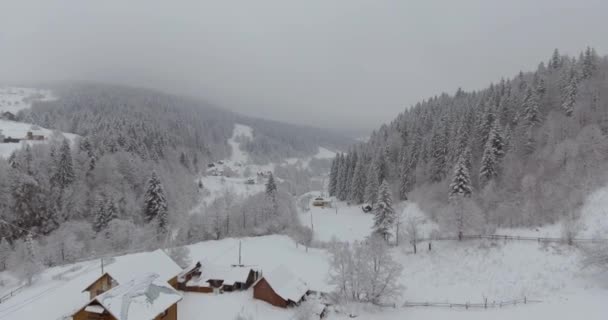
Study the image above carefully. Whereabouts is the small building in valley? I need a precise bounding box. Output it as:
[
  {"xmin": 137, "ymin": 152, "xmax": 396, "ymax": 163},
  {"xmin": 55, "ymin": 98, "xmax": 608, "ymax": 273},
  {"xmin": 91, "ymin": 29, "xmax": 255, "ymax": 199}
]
[
  {"xmin": 25, "ymin": 131, "xmax": 44, "ymax": 141},
  {"xmin": 312, "ymin": 197, "xmax": 331, "ymax": 208},
  {"xmin": 253, "ymin": 265, "xmax": 310, "ymax": 308},
  {"xmin": 82, "ymin": 249, "xmax": 182, "ymax": 299},
  {"xmin": 0, "ymin": 111, "xmax": 16, "ymax": 121},
  {"xmin": 72, "ymin": 273, "xmax": 182, "ymax": 320},
  {"xmin": 178, "ymin": 260, "xmax": 259, "ymax": 293}
]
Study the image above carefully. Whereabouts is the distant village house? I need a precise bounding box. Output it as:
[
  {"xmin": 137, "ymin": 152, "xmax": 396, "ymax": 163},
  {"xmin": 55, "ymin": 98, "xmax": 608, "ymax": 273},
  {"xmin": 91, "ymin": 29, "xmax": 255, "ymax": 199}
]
[{"xmin": 177, "ymin": 261, "xmax": 259, "ymax": 294}]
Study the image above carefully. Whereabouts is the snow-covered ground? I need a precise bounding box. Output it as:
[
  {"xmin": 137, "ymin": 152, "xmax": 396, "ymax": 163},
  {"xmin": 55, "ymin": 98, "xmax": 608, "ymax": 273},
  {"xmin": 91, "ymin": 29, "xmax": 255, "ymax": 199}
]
[
  {"xmin": 0, "ymin": 87, "xmax": 77, "ymax": 158},
  {"xmin": 0, "ymin": 87, "xmax": 55, "ymax": 114},
  {"xmin": 192, "ymin": 123, "xmax": 335, "ymax": 209}
]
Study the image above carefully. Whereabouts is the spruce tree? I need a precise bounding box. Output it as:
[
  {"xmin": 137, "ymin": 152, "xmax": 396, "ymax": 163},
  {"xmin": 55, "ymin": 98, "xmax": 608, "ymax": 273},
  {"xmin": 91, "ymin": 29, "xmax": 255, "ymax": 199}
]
[
  {"xmin": 349, "ymin": 157, "xmax": 366, "ymax": 204},
  {"xmin": 265, "ymin": 172, "xmax": 278, "ymax": 216},
  {"xmin": 430, "ymin": 123, "xmax": 448, "ymax": 183},
  {"xmin": 561, "ymin": 68, "xmax": 578, "ymax": 117},
  {"xmin": 398, "ymin": 150, "xmax": 413, "ymax": 201},
  {"xmin": 53, "ymin": 139, "xmax": 75, "ymax": 189},
  {"xmin": 449, "ymin": 153, "xmax": 472, "ymax": 200},
  {"xmin": 328, "ymin": 157, "xmax": 338, "ymax": 196},
  {"xmin": 364, "ymin": 164, "xmax": 379, "ymax": 206},
  {"xmin": 327, "ymin": 155, "xmax": 339, "ymax": 197},
  {"xmin": 522, "ymin": 87, "xmax": 541, "ymax": 127},
  {"xmin": 479, "ymin": 129, "xmax": 499, "ymax": 185},
  {"xmin": 0, "ymin": 238, "xmax": 10, "ymax": 271},
  {"xmin": 143, "ymin": 171, "xmax": 168, "ymax": 234},
  {"xmin": 372, "ymin": 180, "xmax": 396, "ymax": 242}
]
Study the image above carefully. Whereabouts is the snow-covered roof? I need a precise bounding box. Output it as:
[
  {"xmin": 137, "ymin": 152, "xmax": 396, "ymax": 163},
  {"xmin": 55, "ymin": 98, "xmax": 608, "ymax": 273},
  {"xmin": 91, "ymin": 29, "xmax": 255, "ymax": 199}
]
[
  {"xmin": 93, "ymin": 273, "xmax": 182, "ymax": 320},
  {"xmin": 262, "ymin": 265, "xmax": 309, "ymax": 302},
  {"xmin": 185, "ymin": 260, "xmax": 256, "ymax": 286},
  {"xmin": 84, "ymin": 249, "xmax": 181, "ymax": 291}
]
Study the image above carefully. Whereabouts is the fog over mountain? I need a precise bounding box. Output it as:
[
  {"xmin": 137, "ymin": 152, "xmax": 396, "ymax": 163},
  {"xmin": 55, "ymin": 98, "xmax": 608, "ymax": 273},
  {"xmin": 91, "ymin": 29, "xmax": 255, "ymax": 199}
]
[{"xmin": 2, "ymin": 0, "xmax": 608, "ymax": 132}]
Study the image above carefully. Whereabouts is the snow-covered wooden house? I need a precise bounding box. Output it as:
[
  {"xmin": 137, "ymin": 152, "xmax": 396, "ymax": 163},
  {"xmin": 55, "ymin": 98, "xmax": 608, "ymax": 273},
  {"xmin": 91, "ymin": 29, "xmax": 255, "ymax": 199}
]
[
  {"xmin": 72, "ymin": 273, "xmax": 182, "ymax": 320},
  {"xmin": 82, "ymin": 249, "xmax": 182, "ymax": 299},
  {"xmin": 253, "ymin": 265, "xmax": 310, "ymax": 308},
  {"xmin": 177, "ymin": 260, "xmax": 259, "ymax": 293},
  {"xmin": 312, "ymin": 197, "xmax": 331, "ymax": 208}
]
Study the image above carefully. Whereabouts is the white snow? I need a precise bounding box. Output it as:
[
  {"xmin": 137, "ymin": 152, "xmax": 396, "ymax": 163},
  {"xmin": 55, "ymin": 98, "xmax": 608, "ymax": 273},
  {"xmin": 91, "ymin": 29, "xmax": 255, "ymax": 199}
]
[
  {"xmin": 100, "ymin": 249, "xmax": 182, "ymax": 285},
  {"xmin": 0, "ymin": 249, "xmax": 181, "ymax": 320},
  {"xmin": 228, "ymin": 124, "xmax": 253, "ymax": 164},
  {"xmin": 262, "ymin": 265, "xmax": 309, "ymax": 302},
  {"xmin": 186, "ymin": 262, "xmax": 254, "ymax": 287},
  {"xmin": 0, "ymin": 87, "xmax": 55, "ymax": 114},
  {"xmin": 93, "ymin": 273, "xmax": 182, "ymax": 320},
  {"xmin": 0, "ymin": 87, "xmax": 78, "ymax": 158}
]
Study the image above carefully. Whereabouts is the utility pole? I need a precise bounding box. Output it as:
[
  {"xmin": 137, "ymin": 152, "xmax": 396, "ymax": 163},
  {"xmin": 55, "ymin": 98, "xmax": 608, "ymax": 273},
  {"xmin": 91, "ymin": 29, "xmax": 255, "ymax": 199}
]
[
  {"xmin": 101, "ymin": 257, "xmax": 104, "ymax": 275},
  {"xmin": 310, "ymin": 212, "xmax": 314, "ymax": 233},
  {"xmin": 238, "ymin": 240, "xmax": 242, "ymax": 266}
]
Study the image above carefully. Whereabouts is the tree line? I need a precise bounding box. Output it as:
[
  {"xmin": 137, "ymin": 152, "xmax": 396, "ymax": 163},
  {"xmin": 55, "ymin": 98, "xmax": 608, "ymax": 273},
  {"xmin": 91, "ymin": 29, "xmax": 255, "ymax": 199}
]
[{"xmin": 330, "ymin": 47, "xmax": 608, "ymax": 236}]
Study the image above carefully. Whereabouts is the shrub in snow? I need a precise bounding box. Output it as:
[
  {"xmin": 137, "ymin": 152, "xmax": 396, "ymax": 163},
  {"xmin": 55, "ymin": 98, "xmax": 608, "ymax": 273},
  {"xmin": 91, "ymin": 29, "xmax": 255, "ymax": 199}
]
[{"xmin": 328, "ymin": 236, "xmax": 403, "ymax": 304}]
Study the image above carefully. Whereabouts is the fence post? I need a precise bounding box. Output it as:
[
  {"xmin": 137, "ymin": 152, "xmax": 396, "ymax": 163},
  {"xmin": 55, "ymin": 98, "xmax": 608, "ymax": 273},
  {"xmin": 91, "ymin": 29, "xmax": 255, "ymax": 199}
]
[
  {"xmin": 465, "ymin": 302, "xmax": 468, "ymax": 309},
  {"xmin": 524, "ymin": 297, "xmax": 527, "ymax": 304},
  {"xmin": 484, "ymin": 298, "xmax": 487, "ymax": 309}
]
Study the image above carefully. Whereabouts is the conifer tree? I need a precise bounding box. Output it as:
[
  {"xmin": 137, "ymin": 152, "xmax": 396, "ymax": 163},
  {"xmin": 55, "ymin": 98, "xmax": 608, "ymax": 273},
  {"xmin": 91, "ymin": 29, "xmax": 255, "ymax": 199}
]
[
  {"xmin": 479, "ymin": 129, "xmax": 499, "ymax": 185},
  {"xmin": 143, "ymin": 171, "xmax": 168, "ymax": 235},
  {"xmin": 430, "ymin": 123, "xmax": 448, "ymax": 182},
  {"xmin": 522, "ymin": 87, "xmax": 541, "ymax": 127},
  {"xmin": 0, "ymin": 238, "xmax": 10, "ymax": 271},
  {"xmin": 398, "ymin": 150, "xmax": 414, "ymax": 201},
  {"xmin": 53, "ymin": 139, "xmax": 75, "ymax": 189},
  {"xmin": 582, "ymin": 46, "xmax": 597, "ymax": 79},
  {"xmin": 562, "ymin": 68, "xmax": 578, "ymax": 117},
  {"xmin": 328, "ymin": 157, "xmax": 338, "ymax": 196},
  {"xmin": 364, "ymin": 164, "xmax": 379, "ymax": 206},
  {"xmin": 449, "ymin": 152, "xmax": 472, "ymax": 200},
  {"xmin": 550, "ymin": 48, "xmax": 561, "ymax": 70},
  {"xmin": 350, "ymin": 157, "xmax": 366, "ymax": 204},
  {"xmin": 372, "ymin": 180, "xmax": 396, "ymax": 242},
  {"xmin": 265, "ymin": 172, "xmax": 278, "ymax": 217}
]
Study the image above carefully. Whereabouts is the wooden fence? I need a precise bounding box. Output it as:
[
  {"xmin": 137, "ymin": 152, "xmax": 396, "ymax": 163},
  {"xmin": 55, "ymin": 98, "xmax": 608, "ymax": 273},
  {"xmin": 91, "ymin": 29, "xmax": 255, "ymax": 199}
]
[
  {"xmin": 403, "ymin": 297, "xmax": 541, "ymax": 309},
  {"xmin": 417, "ymin": 234, "xmax": 608, "ymax": 244},
  {"xmin": 0, "ymin": 284, "xmax": 26, "ymax": 304}
]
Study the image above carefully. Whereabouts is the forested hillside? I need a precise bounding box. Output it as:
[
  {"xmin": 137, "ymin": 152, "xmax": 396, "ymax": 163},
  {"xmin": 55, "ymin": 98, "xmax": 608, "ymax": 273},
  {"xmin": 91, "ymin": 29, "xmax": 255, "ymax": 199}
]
[
  {"xmin": 0, "ymin": 83, "xmax": 349, "ymax": 274},
  {"xmin": 330, "ymin": 48, "xmax": 608, "ymax": 234}
]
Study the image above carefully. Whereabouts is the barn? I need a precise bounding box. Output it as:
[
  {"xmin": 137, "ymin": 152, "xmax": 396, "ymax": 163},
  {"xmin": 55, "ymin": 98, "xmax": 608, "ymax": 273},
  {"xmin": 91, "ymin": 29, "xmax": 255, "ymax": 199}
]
[
  {"xmin": 177, "ymin": 260, "xmax": 259, "ymax": 293},
  {"xmin": 253, "ymin": 265, "xmax": 310, "ymax": 308},
  {"xmin": 72, "ymin": 273, "xmax": 182, "ymax": 320},
  {"xmin": 82, "ymin": 249, "xmax": 182, "ymax": 299}
]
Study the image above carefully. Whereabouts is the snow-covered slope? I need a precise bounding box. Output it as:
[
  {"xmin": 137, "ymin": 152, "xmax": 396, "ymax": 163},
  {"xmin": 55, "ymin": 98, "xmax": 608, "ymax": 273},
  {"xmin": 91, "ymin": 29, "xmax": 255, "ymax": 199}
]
[
  {"xmin": 0, "ymin": 87, "xmax": 78, "ymax": 158},
  {"xmin": 0, "ymin": 87, "xmax": 55, "ymax": 114}
]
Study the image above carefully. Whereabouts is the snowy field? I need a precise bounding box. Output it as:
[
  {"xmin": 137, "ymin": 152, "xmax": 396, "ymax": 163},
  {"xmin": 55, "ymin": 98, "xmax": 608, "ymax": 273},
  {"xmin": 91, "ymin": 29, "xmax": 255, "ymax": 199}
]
[
  {"xmin": 0, "ymin": 87, "xmax": 55, "ymax": 114},
  {"xmin": 192, "ymin": 123, "xmax": 335, "ymax": 209},
  {"xmin": 0, "ymin": 87, "xmax": 77, "ymax": 158}
]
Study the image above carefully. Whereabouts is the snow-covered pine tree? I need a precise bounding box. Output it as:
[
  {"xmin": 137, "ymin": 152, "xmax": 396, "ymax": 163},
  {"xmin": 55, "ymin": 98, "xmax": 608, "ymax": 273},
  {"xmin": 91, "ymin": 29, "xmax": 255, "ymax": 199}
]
[
  {"xmin": 328, "ymin": 156, "xmax": 338, "ymax": 196},
  {"xmin": 582, "ymin": 46, "xmax": 597, "ymax": 80},
  {"xmin": 350, "ymin": 156, "xmax": 367, "ymax": 204},
  {"xmin": 52, "ymin": 139, "xmax": 75, "ymax": 189},
  {"xmin": 364, "ymin": 163, "xmax": 380, "ymax": 206},
  {"xmin": 21, "ymin": 234, "xmax": 41, "ymax": 285},
  {"xmin": 430, "ymin": 121, "xmax": 448, "ymax": 182},
  {"xmin": 522, "ymin": 87, "xmax": 541, "ymax": 127},
  {"xmin": 561, "ymin": 68, "xmax": 578, "ymax": 117},
  {"xmin": 337, "ymin": 154, "xmax": 349, "ymax": 200},
  {"xmin": 0, "ymin": 238, "xmax": 10, "ymax": 271},
  {"xmin": 449, "ymin": 152, "xmax": 472, "ymax": 200},
  {"xmin": 372, "ymin": 180, "xmax": 396, "ymax": 242},
  {"xmin": 143, "ymin": 171, "xmax": 168, "ymax": 235},
  {"xmin": 398, "ymin": 150, "xmax": 413, "ymax": 201},
  {"xmin": 479, "ymin": 125, "xmax": 499, "ymax": 185},
  {"xmin": 92, "ymin": 195, "xmax": 109, "ymax": 232},
  {"xmin": 265, "ymin": 172, "xmax": 278, "ymax": 216},
  {"xmin": 550, "ymin": 48, "xmax": 562, "ymax": 70}
]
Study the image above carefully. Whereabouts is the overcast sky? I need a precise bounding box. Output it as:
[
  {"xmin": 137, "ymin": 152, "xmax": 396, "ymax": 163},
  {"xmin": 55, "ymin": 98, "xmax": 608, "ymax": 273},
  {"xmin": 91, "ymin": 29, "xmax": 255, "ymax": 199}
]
[{"xmin": 1, "ymin": 0, "xmax": 607, "ymax": 134}]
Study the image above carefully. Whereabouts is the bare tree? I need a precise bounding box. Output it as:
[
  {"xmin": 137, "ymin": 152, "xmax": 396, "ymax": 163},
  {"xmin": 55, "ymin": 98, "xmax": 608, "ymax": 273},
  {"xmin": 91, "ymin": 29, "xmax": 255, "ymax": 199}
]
[{"xmin": 404, "ymin": 217, "xmax": 422, "ymax": 254}]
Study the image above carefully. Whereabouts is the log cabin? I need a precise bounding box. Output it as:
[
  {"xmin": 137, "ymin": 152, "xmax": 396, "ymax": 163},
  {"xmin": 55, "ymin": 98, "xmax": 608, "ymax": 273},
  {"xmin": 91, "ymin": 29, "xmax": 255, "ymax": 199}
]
[
  {"xmin": 82, "ymin": 249, "xmax": 182, "ymax": 299},
  {"xmin": 72, "ymin": 273, "xmax": 182, "ymax": 320},
  {"xmin": 253, "ymin": 265, "xmax": 310, "ymax": 308},
  {"xmin": 177, "ymin": 260, "xmax": 259, "ymax": 293}
]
